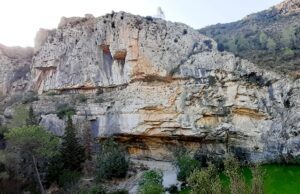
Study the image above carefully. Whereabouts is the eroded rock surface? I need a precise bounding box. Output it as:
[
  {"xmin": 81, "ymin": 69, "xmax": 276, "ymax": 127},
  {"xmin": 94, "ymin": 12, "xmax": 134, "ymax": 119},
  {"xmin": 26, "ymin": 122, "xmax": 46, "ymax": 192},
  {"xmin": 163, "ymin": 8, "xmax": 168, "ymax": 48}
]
[
  {"xmin": 0, "ymin": 44, "xmax": 33, "ymax": 96},
  {"xmin": 1, "ymin": 12, "xmax": 300, "ymax": 163}
]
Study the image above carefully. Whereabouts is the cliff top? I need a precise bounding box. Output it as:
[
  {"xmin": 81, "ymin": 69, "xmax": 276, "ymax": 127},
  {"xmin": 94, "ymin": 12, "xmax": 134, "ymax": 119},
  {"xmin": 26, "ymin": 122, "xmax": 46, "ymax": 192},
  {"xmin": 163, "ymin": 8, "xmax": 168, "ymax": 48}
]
[{"xmin": 275, "ymin": 0, "xmax": 300, "ymax": 15}]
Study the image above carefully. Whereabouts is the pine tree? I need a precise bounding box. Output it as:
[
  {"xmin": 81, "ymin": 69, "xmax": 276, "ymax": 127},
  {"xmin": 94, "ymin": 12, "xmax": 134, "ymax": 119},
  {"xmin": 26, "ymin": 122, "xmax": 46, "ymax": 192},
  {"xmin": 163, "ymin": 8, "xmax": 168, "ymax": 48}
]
[
  {"xmin": 60, "ymin": 116, "xmax": 85, "ymax": 171},
  {"xmin": 83, "ymin": 121, "xmax": 92, "ymax": 160},
  {"xmin": 26, "ymin": 105, "xmax": 38, "ymax": 125}
]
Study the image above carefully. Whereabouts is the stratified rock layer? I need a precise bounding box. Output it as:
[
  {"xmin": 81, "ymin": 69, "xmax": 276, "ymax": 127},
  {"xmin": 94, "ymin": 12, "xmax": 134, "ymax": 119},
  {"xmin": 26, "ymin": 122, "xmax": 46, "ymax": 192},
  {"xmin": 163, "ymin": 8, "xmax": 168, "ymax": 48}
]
[{"xmin": 2, "ymin": 12, "xmax": 300, "ymax": 162}]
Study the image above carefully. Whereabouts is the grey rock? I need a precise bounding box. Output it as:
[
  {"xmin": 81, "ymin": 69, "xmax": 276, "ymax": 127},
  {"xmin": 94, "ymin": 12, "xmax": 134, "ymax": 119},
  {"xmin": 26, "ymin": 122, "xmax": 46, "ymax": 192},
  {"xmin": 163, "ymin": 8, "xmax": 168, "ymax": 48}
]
[
  {"xmin": 1, "ymin": 12, "xmax": 300, "ymax": 162},
  {"xmin": 39, "ymin": 114, "xmax": 65, "ymax": 136},
  {"xmin": 0, "ymin": 44, "xmax": 33, "ymax": 96}
]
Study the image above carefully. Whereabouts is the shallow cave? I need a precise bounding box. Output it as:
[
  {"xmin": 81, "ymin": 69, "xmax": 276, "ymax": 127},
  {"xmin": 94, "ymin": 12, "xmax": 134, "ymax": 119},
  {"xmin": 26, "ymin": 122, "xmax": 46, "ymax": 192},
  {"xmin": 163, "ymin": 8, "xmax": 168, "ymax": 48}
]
[{"xmin": 100, "ymin": 44, "xmax": 113, "ymax": 76}]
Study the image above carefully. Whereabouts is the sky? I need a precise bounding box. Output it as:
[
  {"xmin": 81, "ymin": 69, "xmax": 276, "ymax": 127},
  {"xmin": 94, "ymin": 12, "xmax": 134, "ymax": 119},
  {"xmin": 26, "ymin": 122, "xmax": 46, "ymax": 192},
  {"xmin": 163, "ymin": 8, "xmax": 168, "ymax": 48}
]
[{"xmin": 0, "ymin": 0, "xmax": 283, "ymax": 47}]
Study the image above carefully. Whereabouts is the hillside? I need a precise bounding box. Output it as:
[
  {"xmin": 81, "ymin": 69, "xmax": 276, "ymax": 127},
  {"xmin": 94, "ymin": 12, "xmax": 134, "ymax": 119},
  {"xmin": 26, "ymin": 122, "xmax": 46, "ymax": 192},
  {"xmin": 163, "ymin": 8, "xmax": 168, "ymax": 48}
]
[
  {"xmin": 0, "ymin": 11, "xmax": 298, "ymax": 163},
  {"xmin": 0, "ymin": 3, "xmax": 300, "ymax": 193},
  {"xmin": 199, "ymin": 0, "xmax": 300, "ymax": 74}
]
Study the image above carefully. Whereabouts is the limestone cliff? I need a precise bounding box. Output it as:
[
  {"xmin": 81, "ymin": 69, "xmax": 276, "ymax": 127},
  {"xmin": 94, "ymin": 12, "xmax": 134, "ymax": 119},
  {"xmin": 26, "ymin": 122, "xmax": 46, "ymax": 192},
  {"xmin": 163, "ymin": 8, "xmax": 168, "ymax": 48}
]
[
  {"xmin": 0, "ymin": 44, "xmax": 33, "ymax": 96},
  {"xmin": 1, "ymin": 11, "xmax": 300, "ymax": 163}
]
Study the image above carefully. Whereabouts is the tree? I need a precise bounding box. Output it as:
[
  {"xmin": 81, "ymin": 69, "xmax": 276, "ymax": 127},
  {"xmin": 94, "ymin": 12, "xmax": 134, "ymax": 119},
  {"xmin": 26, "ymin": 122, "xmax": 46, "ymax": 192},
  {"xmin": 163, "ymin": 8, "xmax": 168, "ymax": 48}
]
[
  {"xmin": 251, "ymin": 165, "xmax": 264, "ymax": 194},
  {"xmin": 9, "ymin": 104, "xmax": 29, "ymax": 128},
  {"xmin": 175, "ymin": 154, "xmax": 200, "ymax": 182},
  {"xmin": 266, "ymin": 38, "xmax": 276, "ymax": 51},
  {"xmin": 83, "ymin": 121, "xmax": 92, "ymax": 160},
  {"xmin": 82, "ymin": 121, "xmax": 94, "ymax": 177},
  {"xmin": 60, "ymin": 116, "xmax": 85, "ymax": 171},
  {"xmin": 224, "ymin": 156, "xmax": 248, "ymax": 194},
  {"xmin": 187, "ymin": 163, "xmax": 222, "ymax": 194},
  {"xmin": 26, "ymin": 105, "xmax": 38, "ymax": 125},
  {"xmin": 236, "ymin": 35, "xmax": 250, "ymax": 51},
  {"xmin": 259, "ymin": 32, "xmax": 268, "ymax": 49},
  {"xmin": 281, "ymin": 27, "xmax": 295, "ymax": 48},
  {"xmin": 96, "ymin": 138, "xmax": 129, "ymax": 180},
  {"xmin": 139, "ymin": 170, "xmax": 164, "ymax": 194},
  {"xmin": 5, "ymin": 125, "xmax": 59, "ymax": 194}
]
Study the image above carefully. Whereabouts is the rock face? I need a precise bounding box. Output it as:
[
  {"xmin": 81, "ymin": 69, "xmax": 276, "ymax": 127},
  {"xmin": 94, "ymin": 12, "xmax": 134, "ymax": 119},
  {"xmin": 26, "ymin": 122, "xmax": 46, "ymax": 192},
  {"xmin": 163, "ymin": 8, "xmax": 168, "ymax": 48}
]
[
  {"xmin": 275, "ymin": 0, "xmax": 300, "ymax": 15},
  {"xmin": 0, "ymin": 44, "xmax": 33, "ymax": 96},
  {"xmin": 2, "ymin": 11, "xmax": 300, "ymax": 162}
]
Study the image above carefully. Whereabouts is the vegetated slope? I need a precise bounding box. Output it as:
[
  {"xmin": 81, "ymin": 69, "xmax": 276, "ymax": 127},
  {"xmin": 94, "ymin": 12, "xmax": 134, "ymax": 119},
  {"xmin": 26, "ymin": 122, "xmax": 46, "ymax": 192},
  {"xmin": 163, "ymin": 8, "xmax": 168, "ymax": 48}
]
[{"xmin": 199, "ymin": 0, "xmax": 300, "ymax": 74}]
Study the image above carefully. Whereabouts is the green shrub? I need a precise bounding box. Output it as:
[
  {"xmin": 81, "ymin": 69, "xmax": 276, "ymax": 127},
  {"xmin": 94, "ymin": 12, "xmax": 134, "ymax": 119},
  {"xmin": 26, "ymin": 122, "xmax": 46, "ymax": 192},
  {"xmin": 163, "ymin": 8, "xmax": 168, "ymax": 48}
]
[
  {"xmin": 96, "ymin": 139, "xmax": 129, "ymax": 181},
  {"xmin": 166, "ymin": 184, "xmax": 178, "ymax": 194},
  {"xmin": 139, "ymin": 183, "xmax": 164, "ymax": 194},
  {"xmin": 78, "ymin": 185, "xmax": 107, "ymax": 194},
  {"xmin": 175, "ymin": 155, "xmax": 200, "ymax": 182},
  {"xmin": 224, "ymin": 156, "xmax": 248, "ymax": 194},
  {"xmin": 46, "ymin": 155, "xmax": 64, "ymax": 184},
  {"xmin": 187, "ymin": 163, "xmax": 222, "ymax": 194},
  {"xmin": 251, "ymin": 165, "xmax": 264, "ymax": 194},
  {"xmin": 96, "ymin": 88, "xmax": 104, "ymax": 96},
  {"xmin": 58, "ymin": 170, "xmax": 81, "ymax": 188},
  {"xmin": 56, "ymin": 103, "xmax": 75, "ymax": 119},
  {"xmin": 139, "ymin": 170, "xmax": 163, "ymax": 186},
  {"xmin": 108, "ymin": 189, "xmax": 129, "ymax": 194},
  {"xmin": 21, "ymin": 91, "xmax": 39, "ymax": 104},
  {"xmin": 282, "ymin": 48, "xmax": 295, "ymax": 59},
  {"xmin": 139, "ymin": 170, "xmax": 164, "ymax": 194},
  {"xmin": 76, "ymin": 94, "xmax": 88, "ymax": 103},
  {"xmin": 208, "ymin": 76, "xmax": 217, "ymax": 86},
  {"xmin": 0, "ymin": 126, "xmax": 8, "ymax": 136},
  {"xmin": 8, "ymin": 104, "xmax": 29, "ymax": 128},
  {"xmin": 4, "ymin": 94, "xmax": 23, "ymax": 108},
  {"xmin": 94, "ymin": 97, "xmax": 104, "ymax": 103},
  {"xmin": 46, "ymin": 91, "xmax": 59, "ymax": 96}
]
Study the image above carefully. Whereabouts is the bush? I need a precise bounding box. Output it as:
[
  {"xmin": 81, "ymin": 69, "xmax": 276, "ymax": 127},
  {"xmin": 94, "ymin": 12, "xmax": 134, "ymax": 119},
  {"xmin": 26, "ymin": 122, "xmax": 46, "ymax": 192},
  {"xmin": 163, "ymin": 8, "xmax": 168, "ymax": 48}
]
[
  {"xmin": 139, "ymin": 183, "xmax": 164, "ymax": 194},
  {"xmin": 21, "ymin": 91, "xmax": 39, "ymax": 104},
  {"xmin": 139, "ymin": 170, "xmax": 163, "ymax": 186},
  {"xmin": 175, "ymin": 155, "xmax": 200, "ymax": 182},
  {"xmin": 58, "ymin": 170, "xmax": 81, "ymax": 188},
  {"xmin": 224, "ymin": 156, "xmax": 248, "ymax": 194},
  {"xmin": 76, "ymin": 94, "xmax": 87, "ymax": 103},
  {"xmin": 4, "ymin": 94, "xmax": 23, "ymax": 108},
  {"xmin": 139, "ymin": 170, "xmax": 164, "ymax": 194},
  {"xmin": 56, "ymin": 103, "xmax": 75, "ymax": 119},
  {"xmin": 208, "ymin": 76, "xmax": 217, "ymax": 86},
  {"xmin": 96, "ymin": 88, "xmax": 103, "ymax": 95},
  {"xmin": 217, "ymin": 43, "xmax": 225, "ymax": 52},
  {"xmin": 94, "ymin": 97, "xmax": 104, "ymax": 103},
  {"xmin": 187, "ymin": 163, "xmax": 222, "ymax": 194},
  {"xmin": 282, "ymin": 48, "xmax": 295, "ymax": 59},
  {"xmin": 9, "ymin": 104, "xmax": 29, "ymax": 128},
  {"xmin": 108, "ymin": 190, "xmax": 129, "ymax": 194},
  {"xmin": 251, "ymin": 165, "xmax": 264, "ymax": 194},
  {"xmin": 96, "ymin": 139, "xmax": 129, "ymax": 181},
  {"xmin": 46, "ymin": 91, "xmax": 59, "ymax": 96},
  {"xmin": 166, "ymin": 184, "xmax": 178, "ymax": 194},
  {"xmin": 46, "ymin": 155, "xmax": 64, "ymax": 184},
  {"xmin": 78, "ymin": 185, "xmax": 107, "ymax": 194}
]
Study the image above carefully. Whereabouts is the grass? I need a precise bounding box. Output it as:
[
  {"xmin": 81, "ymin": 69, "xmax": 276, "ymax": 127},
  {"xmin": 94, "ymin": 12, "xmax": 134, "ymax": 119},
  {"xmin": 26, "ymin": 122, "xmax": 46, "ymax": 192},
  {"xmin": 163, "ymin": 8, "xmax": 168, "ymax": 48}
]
[
  {"xmin": 179, "ymin": 164, "xmax": 300, "ymax": 194},
  {"xmin": 263, "ymin": 164, "xmax": 300, "ymax": 194},
  {"xmin": 179, "ymin": 188, "xmax": 190, "ymax": 194}
]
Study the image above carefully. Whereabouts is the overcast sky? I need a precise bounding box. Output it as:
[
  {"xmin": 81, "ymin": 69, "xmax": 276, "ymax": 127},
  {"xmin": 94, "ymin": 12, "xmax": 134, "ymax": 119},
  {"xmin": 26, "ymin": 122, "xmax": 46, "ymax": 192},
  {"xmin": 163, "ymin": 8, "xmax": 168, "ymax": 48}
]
[{"xmin": 0, "ymin": 0, "xmax": 282, "ymax": 47}]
